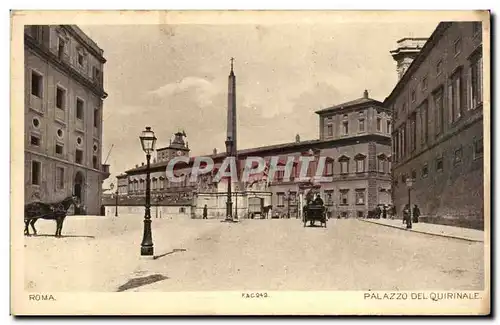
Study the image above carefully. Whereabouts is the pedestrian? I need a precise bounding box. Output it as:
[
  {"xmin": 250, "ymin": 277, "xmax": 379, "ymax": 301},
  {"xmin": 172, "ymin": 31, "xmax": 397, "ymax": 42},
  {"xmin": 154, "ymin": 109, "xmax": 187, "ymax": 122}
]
[
  {"xmin": 203, "ymin": 204, "xmax": 208, "ymax": 219},
  {"xmin": 402, "ymin": 204, "xmax": 411, "ymax": 225},
  {"xmin": 391, "ymin": 205, "xmax": 396, "ymax": 220},
  {"xmin": 412, "ymin": 204, "xmax": 420, "ymax": 223},
  {"xmin": 382, "ymin": 205, "xmax": 387, "ymax": 219}
]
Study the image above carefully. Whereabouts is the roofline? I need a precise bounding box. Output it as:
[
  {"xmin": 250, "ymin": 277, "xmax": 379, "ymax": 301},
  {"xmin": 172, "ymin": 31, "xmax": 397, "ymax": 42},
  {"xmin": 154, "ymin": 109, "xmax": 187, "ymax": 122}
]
[
  {"xmin": 383, "ymin": 22, "xmax": 451, "ymax": 105},
  {"xmin": 396, "ymin": 37, "xmax": 429, "ymax": 43},
  {"xmin": 63, "ymin": 25, "xmax": 106, "ymax": 64},
  {"xmin": 314, "ymin": 99, "xmax": 386, "ymax": 115},
  {"xmin": 124, "ymin": 134, "xmax": 391, "ymax": 174}
]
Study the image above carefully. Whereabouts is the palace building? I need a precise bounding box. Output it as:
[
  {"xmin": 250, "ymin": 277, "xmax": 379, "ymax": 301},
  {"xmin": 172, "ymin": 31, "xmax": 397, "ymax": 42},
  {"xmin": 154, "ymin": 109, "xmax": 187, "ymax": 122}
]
[
  {"xmin": 385, "ymin": 22, "xmax": 484, "ymax": 229},
  {"xmin": 103, "ymin": 64, "xmax": 392, "ymax": 219},
  {"xmin": 24, "ymin": 25, "xmax": 109, "ymax": 215}
]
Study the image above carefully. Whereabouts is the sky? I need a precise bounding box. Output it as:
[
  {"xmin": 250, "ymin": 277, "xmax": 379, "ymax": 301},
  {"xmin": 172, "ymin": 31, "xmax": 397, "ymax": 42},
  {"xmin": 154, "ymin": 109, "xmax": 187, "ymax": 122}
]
[{"xmin": 79, "ymin": 20, "xmax": 442, "ymax": 188}]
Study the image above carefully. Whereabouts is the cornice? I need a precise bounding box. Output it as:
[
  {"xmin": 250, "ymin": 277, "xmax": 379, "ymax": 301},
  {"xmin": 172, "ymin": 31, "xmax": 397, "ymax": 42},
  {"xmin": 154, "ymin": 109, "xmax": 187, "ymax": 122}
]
[{"xmin": 25, "ymin": 34, "xmax": 108, "ymax": 100}]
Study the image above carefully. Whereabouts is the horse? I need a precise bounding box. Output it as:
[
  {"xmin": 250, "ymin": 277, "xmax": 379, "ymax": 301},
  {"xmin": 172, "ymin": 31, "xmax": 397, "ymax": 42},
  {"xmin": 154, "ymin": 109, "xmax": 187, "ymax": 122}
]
[
  {"xmin": 261, "ymin": 205, "xmax": 272, "ymax": 219},
  {"xmin": 24, "ymin": 196, "xmax": 80, "ymax": 237}
]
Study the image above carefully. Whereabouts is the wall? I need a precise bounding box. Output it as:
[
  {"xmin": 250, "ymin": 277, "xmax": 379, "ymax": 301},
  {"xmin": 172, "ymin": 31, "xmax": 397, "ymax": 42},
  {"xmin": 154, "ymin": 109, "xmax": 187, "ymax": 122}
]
[
  {"xmin": 24, "ymin": 26, "xmax": 106, "ymax": 214},
  {"xmin": 390, "ymin": 22, "xmax": 484, "ymax": 229},
  {"xmin": 105, "ymin": 205, "xmax": 193, "ymax": 219}
]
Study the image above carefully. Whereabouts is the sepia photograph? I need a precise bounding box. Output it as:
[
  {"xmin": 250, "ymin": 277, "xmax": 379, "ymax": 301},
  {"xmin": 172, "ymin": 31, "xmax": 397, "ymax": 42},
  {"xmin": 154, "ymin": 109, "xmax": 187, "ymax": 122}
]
[{"xmin": 10, "ymin": 10, "xmax": 490, "ymax": 315}]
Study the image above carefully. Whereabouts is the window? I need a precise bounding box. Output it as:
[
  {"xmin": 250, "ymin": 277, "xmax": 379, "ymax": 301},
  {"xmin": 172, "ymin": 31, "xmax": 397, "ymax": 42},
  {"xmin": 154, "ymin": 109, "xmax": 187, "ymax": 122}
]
[
  {"xmin": 32, "ymin": 118, "xmax": 40, "ymax": 128},
  {"xmin": 31, "ymin": 161, "xmax": 41, "ymax": 185},
  {"xmin": 339, "ymin": 157, "xmax": 349, "ymax": 174},
  {"xmin": 473, "ymin": 22, "xmax": 481, "ymax": 35},
  {"xmin": 76, "ymin": 98, "xmax": 84, "ymax": 120},
  {"xmin": 422, "ymin": 76, "xmax": 428, "ymax": 91},
  {"xmin": 454, "ymin": 146, "xmax": 463, "ymax": 165},
  {"xmin": 402, "ymin": 102, "xmax": 406, "ymax": 114},
  {"xmin": 94, "ymin": 108, "xmax": 99, "ymax": 128},
  {"xmin": 355, "ymin": 190, "xmax": 365, "ymax": 205},
  {"xmin": 75, "ymin": 149, "xmax": 83, "ymax": 164},
  {"xmin": 31, "ymin": 71, "xmax": 42, "ymax": 98},
  {"xmin": 378, "ymin": 157, "xmax": 385, "ymax": 173},
  {"xmin": 160, "ymin": 177, "xmax": 165, "ymax": 189},
  {"xmin": 376, "ymin": 118, "xmax": 381, "ymax": 132},
  {"xmin": 56, "ymin": 86, "xmax": 66, "ymax": 110},
  {"xmin": 393, "ymin": 130, "xmax": 399, "ymax": 163},
  {"xmin": 325, "ymin": 159, "xmax": 334, "ymax": 176},
  {"xmin": 436, "ymin": 60, "xmax": 443, "ymax": 75},
  {"xmin": 55, "ymin": 143, "xmax": 63, "ymax": 155},
  {"xmin": 77, "ymin": 52, "xmax": 85, "ymax": 66},
  {"xmin": 342, "ymin": 121, "xmax": 349, "ymax": 135},
  {"xmin": 58, "ymin": 38, "xmax": 66, "ymax": 59},
  {"xmin": 340, "ymin": 190, "xmax": 349, "ymax": 205},
  {"xmin": 327, "ymin": 124, "xmax": 333, "ymax": 137},
  {"xmin": 179, "ymin": 207, "xmax": 186, "ymax": 213},
  {"xmin": 356, "ymin": 158, "xmax": 365, "ymax": 173},
  {"xmin": 358, "ymin": 119, "xmax": 365, "ymax": 132},
  {"xmin": 448, "ymin": 68, "xmax": 463, "ymax": 123},
  {"xmin": 92, "ymin": 67, "xmax": 101, "ymax": 83},
  {"xmin": 454, "ymin": 38, "xmax": 462, "ymax": 56},
  {"xmin": 411, "ymin": 169, "xmax": 417, "ymax": 179},
  {"xmin": 411, "ymin": 89, "xmax": 416, "ymax": 102},
  {"xmin": 420, "ymin": 101, "xmax": 428, "ymax": 144},
  {"xmin": 92, "ymin": 155, "xmax": 98, "ymax": 169},
  {"xmin": 30, "ymin": 25, "xmax": 40, "ymax": 40},
  {"xmin": 401, "ymin": 123, "xmax": 406, "ymax": 158},
  {"xmin": 387, "ymin": 121, "xmax": 391, "ymax": 134},
  {"xmin": 30, "ymin": 135, "xmax": 40, "ymax": 146},
  {"xmin": 422, "ymin": 164, "xmax": 428, "ymax": 178},
  {"xmin": 469, "ymin": 55, "xmax": 483, "ymax": 110},
  {"xmin": 436, "ymin": 157, "xmax": 443, "ymax": 172},
  {"xmin": 433, "ymin": 88, "xmax": 444, "ymax": 136},
  {"xmin": 289, "ymin": 191, "xmax": 297, "ymax": 204},
  {"xmin": 277, "ymin": 192, "xmax": 285, "ymax": 207},
  {"xmin": 324, "ymin": 190, "xmax": 333, "ymax": 206},
  {"xmin": 410, "ymin": 112, "xmax": 416, "ymax": 152},
  {"xmin": 474, "ymin": 137, "xmax": 483, "ymax": 159},
  {"xmin": 56, "ymin": 167, "xmax": 64, "ymax": 190}
]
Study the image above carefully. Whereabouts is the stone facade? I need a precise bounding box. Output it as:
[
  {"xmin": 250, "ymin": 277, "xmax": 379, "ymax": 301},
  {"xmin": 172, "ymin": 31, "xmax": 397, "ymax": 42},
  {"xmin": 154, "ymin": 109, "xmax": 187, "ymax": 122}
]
[
  {"xmin": 107, "ymin": 90, "xmax": 392, "ymax": 220},
  {"xmin": 24, "ymin": 25, "xmax": 109, "ymax": 215},
  {"xmin": 386, "ymin": 22, "xmax": 484, "ymax": 229}
]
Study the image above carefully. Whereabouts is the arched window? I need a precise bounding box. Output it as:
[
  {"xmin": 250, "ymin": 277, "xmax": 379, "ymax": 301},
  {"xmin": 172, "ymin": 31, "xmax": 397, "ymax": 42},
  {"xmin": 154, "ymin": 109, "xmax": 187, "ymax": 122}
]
[
  {"xmin": 338, "ymin": 155, "xmax": 350, "ymax": 175},
  {"xmin": 354, "ymin": 153, "xmax": 367, "ymax": 173},
  {"xmin": 324, "ymin": 158, "xmax": 334, "ymax": 176}
]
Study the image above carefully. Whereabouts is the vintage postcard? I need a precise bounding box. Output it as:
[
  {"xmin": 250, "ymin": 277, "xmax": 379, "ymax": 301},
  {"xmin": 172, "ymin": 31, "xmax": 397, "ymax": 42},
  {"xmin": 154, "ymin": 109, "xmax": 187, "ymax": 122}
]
[{"xmin": 10, "ymin": 10, "xmax": 490, "ymax": 316}]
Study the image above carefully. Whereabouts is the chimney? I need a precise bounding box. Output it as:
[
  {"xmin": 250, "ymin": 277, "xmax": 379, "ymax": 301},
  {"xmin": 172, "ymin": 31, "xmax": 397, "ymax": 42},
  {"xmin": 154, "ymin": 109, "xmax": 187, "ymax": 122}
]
[
  {"xmin": 390, "ymin": 38, "xmax": 427, "ymax": 80},
  {"xmin": 213, "ymin": 148, "xmax": 218, "ymax": 155},
  {"xmin": 141, "ymin": 162, "xmax": 144, "ymax": 166},
  {"xmin": 363, "ymin": 90, "xmax": 369, "ymax": 99},
  {"xmin": 295, "ymin": 134, "xmax": 301, "ymax": 143},
  {"xmin": 135, "ymin": 164, "xmax": 139, "ymax": 168}
]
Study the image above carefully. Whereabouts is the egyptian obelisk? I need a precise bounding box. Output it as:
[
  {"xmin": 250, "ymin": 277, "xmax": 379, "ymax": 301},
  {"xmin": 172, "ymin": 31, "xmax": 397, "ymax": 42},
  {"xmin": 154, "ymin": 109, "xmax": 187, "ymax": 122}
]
[
  {"xmin": 227, "ymin": 57, "xmax": 237, "ymax": 153},
  {"xmin": 225, "ymin": 58, "xmax": 237, "ymax": 222}
]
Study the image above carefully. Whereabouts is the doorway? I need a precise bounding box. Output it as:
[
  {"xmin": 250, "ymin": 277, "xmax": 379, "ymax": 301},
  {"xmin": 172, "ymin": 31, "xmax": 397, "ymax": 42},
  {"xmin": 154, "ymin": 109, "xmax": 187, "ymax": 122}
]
[{"xmin": 74, "ymin": 171, "xmax": 84, "ymax": 215}]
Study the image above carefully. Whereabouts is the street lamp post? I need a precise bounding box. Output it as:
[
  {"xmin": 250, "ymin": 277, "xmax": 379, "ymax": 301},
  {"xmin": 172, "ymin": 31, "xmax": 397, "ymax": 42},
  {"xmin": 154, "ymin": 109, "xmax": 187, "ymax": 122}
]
[
  {"xmin": 115, "ymin": 189, "xmax": 119, "ymax": 217},
  {"xmin": 110, "ymin": 183, "xmax": 118, "ymax": 217},
  {"xmin": 225, "ymin": 139, "xmax": 233, "ymax": 222},
  {"xmin": 139, "ymin": 126, "xmax": 157, "ymax": 257},
  {"xmin": 405, "ymin": 178, "xmax": 413, "ymax": 229},
  {"xmin": 287, "ymin": 189, "xmax": 291, "ymax": 219}
]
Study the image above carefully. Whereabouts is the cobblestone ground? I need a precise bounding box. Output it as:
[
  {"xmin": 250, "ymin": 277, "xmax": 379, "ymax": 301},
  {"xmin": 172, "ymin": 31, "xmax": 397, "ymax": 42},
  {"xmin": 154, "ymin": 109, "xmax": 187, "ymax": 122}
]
[{"xmin": 23, "ymin": 216, "xmax": 484, "ymax": 292}]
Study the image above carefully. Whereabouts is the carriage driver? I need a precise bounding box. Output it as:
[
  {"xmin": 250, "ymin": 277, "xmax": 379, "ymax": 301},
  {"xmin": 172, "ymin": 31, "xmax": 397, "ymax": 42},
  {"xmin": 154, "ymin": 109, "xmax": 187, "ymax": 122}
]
[{"xmin": 314, "ymin": 193, "xmax": 324, "ymax": 206}]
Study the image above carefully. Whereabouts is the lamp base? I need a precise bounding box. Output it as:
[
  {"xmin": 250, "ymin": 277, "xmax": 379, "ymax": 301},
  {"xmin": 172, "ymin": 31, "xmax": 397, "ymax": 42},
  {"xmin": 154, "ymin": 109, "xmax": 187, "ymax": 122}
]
[{"xmin": 141, "ymin": 246, "xmax": 154, "ymax": 256}]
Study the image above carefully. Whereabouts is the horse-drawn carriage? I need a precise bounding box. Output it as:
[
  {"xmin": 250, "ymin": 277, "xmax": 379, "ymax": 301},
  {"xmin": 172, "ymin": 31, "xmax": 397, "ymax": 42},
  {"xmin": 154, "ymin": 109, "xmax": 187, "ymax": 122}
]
[{"xmin": 302, "ymin": 203, "xmax": 327, "ymax": 228}]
